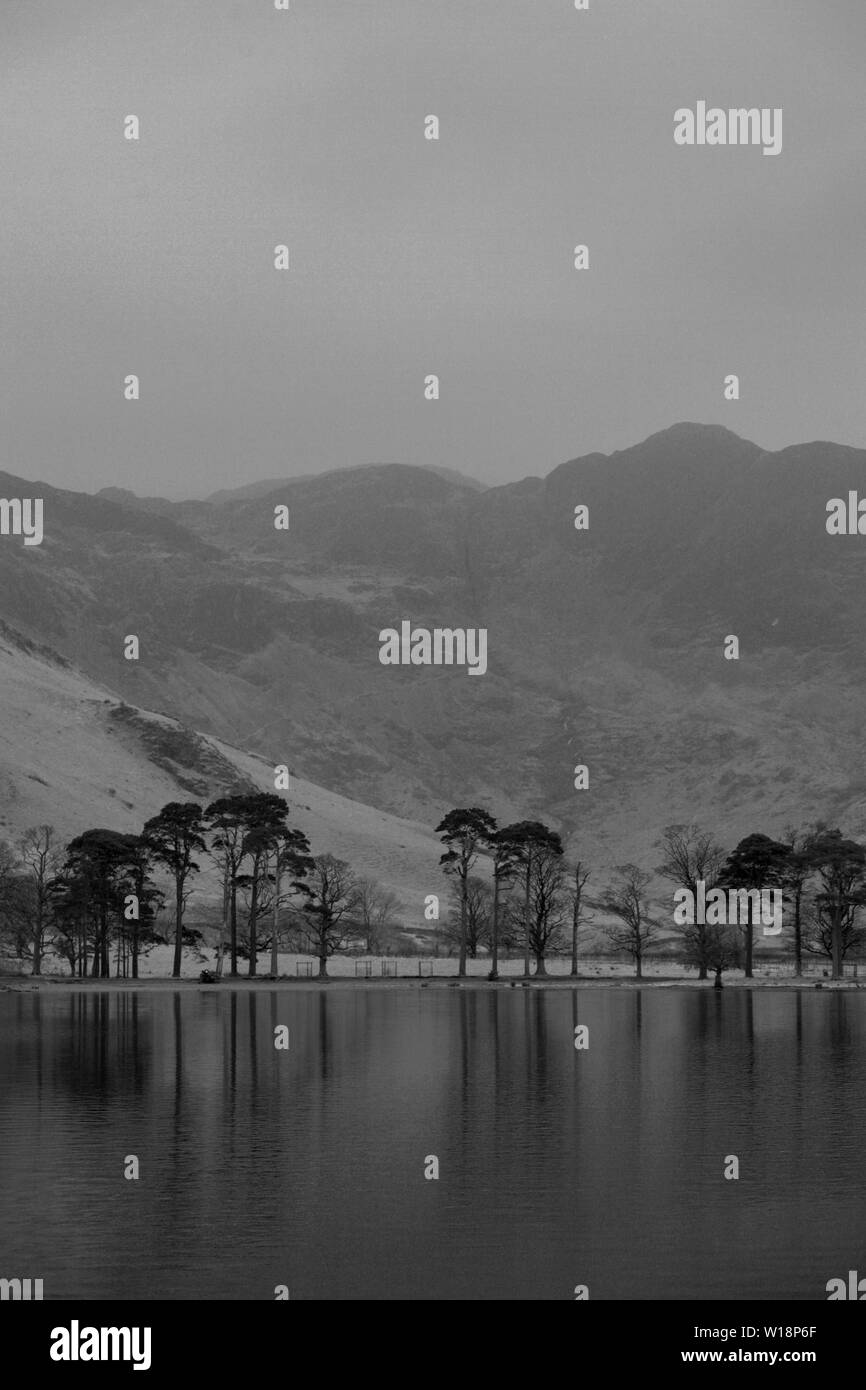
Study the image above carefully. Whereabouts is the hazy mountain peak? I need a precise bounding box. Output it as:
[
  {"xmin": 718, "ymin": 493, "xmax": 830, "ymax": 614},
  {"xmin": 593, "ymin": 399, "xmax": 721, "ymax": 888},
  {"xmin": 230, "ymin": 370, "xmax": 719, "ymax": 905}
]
[
  {"xmin": 206, "ymin": 462, "xmax": 486, "ymax": 505},
  {"xmin": 97, "ymin": 486, "xmax": 138, "ymax": 502},
  {"xmin": 635, "ymin": 421, "xmax": 760, "ymax": 451}
]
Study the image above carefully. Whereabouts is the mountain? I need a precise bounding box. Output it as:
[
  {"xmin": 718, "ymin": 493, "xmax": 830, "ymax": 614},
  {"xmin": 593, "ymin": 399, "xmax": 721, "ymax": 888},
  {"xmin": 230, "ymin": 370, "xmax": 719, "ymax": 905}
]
[
  {"xmin": 0, "ymin": 625, "xmax": 442, "ymax": 920},
  {"xmin": 2, "ymin": 424, "xmax": 865, "ymax": 875},
  {"xmin": 95, "ymin": 486, "xmax": 178, "ymax": 516},
  {"xmin": 204, "ymin": 463, "xmax": 487, "ymax": 505}
]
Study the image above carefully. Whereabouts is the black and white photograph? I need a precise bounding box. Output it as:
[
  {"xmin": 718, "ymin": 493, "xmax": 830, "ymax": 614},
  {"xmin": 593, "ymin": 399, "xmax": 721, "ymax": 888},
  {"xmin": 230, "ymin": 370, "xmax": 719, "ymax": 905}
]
[{"xmin": 2, "ymin": 0, "xmax": 866, "ymax": 1354}]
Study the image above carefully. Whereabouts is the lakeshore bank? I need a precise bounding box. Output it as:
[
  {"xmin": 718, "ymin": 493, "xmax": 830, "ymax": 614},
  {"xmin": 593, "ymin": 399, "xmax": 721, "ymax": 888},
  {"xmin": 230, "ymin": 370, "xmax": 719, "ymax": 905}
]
[{"xmin": 1, "ymin": 974, "xmax": 863, "ymax": 994}]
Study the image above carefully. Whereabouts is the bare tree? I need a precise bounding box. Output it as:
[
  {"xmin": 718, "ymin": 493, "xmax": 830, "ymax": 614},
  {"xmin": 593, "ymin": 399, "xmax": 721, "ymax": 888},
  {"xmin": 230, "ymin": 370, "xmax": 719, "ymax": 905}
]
[
  {"xmin": 0, "ymin": 839, "xmax": 29, "ymax": 963},
  {"xmin": 598, "ymin": 865, "xmax": 659, "ymax": 979},
  {"xmin": 352, "ymin": 877, "xmax": 402, "ymax": 953},
  {"xmin": 704, "ymin": 923, "xmax": 741, "ymax": 988},
  {"xmin": 499, "ymin": 821, "xmax": 564, "ymax": 976},
  {"xmin": 567, "ymin": 860, "xmax": 592, "ymax": 977},
  {"xmin": 803, "ymin": 892, "xmax": 864, "ymax": 967},
  {"xmin": 300, "ymin": 854, "xmax": 359, "ymax": 978},
  {"xmin": 657, "ymin": 824, "xmax": 725, "ymax": 980},
  {"xmin": 18, "ymin": 826, "xmax": 60, "ymax": 975},
  {"xmin": 526, "ymin": 848, "xmax": 567, "ymax": 975},
  {"xmin": 445, "ymin": 876, "xmax": 491, "ymax": 959}
]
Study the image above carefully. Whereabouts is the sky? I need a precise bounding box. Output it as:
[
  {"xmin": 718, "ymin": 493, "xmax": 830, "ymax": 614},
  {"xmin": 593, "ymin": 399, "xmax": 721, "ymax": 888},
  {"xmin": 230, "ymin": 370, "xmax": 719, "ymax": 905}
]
[{"xmin": 3, "ymin": 0, "xmax": 866, "ymax": 498}]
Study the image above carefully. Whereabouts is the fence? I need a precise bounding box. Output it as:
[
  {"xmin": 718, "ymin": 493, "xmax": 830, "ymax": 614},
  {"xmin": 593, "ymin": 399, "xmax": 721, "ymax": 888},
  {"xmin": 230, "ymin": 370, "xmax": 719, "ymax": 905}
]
[
  {"xmin": 352, "ymin": 958, "xmax": 398, "ymax": 977},
  {"xmin": 247, "ymin": 954, "xmax": 866, "ymax": 982},
  {"xmin": 751, "ymin": 960, "xmax": 861, "ymax": 980}
]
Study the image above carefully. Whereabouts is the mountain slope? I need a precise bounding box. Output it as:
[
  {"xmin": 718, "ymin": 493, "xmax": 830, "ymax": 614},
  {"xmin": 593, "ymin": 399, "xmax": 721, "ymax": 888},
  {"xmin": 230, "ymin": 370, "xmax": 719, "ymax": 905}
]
[
  {"xmin": 2, "ymin": 426, "xmax": 865, "ymax": 872},
  {"xmin": 0, "ymin": 627, "xmax": 442, "ymax": 919}
]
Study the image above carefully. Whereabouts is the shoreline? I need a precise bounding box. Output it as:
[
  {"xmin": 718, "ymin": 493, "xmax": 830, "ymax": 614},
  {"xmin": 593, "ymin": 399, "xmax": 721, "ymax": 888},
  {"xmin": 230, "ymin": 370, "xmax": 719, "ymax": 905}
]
[{"xmin": 1, "ymin": 974, "xmax": 862, "ymax": 994}]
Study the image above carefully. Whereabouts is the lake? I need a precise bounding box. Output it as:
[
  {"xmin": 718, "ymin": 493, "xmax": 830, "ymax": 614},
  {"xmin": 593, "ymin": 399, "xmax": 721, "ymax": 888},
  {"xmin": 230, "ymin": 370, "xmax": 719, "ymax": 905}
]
[{"xmin": 1, "ymin": 986, "xmax": 863, "ymax": 1300}]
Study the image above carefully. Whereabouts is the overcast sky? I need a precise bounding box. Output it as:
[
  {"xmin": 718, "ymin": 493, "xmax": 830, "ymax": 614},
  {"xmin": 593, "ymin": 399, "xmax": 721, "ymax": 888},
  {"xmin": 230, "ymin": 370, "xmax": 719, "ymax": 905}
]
[{"xmin": 3, "ymin": 0, "xmax": 865, "ymax": 498}]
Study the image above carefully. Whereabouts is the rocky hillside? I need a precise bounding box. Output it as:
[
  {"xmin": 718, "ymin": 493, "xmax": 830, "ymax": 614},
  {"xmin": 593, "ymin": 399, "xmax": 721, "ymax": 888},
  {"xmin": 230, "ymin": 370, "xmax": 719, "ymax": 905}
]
[
  {"xmin": 0, "ymin": 627, "xmax": 442, "ymax": 922},
  {"xmin": 2, "ymin": 422, "xmax": 865, "ymax": 874}
]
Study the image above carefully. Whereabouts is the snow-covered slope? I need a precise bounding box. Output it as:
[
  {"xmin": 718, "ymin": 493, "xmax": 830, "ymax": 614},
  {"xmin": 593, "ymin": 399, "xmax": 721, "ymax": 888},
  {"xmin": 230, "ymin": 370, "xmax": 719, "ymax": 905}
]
[{"xmin": 0, "ymin": 628, "xmax": 441, "ymax": 921}]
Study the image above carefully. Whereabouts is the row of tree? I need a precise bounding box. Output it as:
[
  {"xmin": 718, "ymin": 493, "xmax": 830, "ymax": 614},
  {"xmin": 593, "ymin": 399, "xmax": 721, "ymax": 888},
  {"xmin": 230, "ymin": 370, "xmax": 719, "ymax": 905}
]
[
  {"xmin": 0, "ymin": 795, "xmax": 401, "ymax": 980},
  {"xmin": 435, "ymin": 813, "xmax": 866, "ymax": 982},
  {"xmin": 1, "ymin": 799, "xmax": 864, "ymax": 982}
]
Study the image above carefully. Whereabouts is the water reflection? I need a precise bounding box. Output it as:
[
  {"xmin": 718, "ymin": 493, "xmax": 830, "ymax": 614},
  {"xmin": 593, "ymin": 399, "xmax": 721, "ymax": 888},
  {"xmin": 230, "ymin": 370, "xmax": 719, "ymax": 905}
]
[{"xmin": 0, "ymin": 987, "xmax": 864, "ymax": 1300}]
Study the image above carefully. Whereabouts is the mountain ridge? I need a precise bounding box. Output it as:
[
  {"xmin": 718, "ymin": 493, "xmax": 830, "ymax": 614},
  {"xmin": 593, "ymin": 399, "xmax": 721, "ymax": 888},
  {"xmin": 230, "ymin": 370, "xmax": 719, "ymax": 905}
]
[{"xmin": 2, "ymin": 422, "xmax": 864, "ymax": 874}]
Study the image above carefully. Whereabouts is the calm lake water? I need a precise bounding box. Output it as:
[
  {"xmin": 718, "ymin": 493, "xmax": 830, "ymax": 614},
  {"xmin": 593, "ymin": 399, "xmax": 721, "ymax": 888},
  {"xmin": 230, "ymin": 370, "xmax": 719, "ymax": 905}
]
[{"xmin": 1, "ymin": 987, "xmax": 863, "ymax": 1300}]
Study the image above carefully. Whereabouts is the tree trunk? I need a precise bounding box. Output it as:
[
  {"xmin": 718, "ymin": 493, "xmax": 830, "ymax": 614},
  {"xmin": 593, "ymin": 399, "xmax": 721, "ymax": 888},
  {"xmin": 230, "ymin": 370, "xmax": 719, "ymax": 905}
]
[
  {"xmin": 32, "ymin": 894, "xmax": 43, "ymax": 976},
  {"xmin": 793, "ymin": 891, "xmax": 802, "ymax": 977},
  {"xmin": 100, "ymin": 908, "xmax": 110, "ymax": 977},
  {"xmin": 270, "ymin": 860, "xmax": 280, "ymax": 977},
  {"xmin": 523, "ymin": 860, "xmax": 532, "ymax": 977},
  {"xmin": 714, "ymin": 965, "xmax": 723, "ymax": 989},
  {"xmin": 744, "ymin": 903, "xmax": 753, "ymax": 978},
  {"xmin": 570, "ymin": 873, "xmax": 580, "ymax": 977},
  {"xmin": 172, "ymin": 875, "xmax": 184, "ymax": 979},
  {"xmin": 831, "ymin": 913, "xmax": 843, "ymax": 980},
  {"xmin": 457, "ymin": 873, "xmax": 468, "ymax": 977},
  {"xmin": 318, "ymin": 947, "xmax": 328, "ymax": 979},
  {"xmin": 635, "ymin": 953, "xmax": 642, "ymax": 979},
  {"xmin": 696, "ymin": 899, "xmax": 708, "ymax": 978},
  {"xmin": 535, "ymin": 951, "xmax": 547, "ymax": 976},
  {"xmin": 215, "ymin": 866, "xmax": 228, "ymax": 978},
  {"xmin": 248, "ymin": 856, "xmax": 259, "ymax": 977},
  {"xmin": 490, "ymin": 875, "xmax": 500, "ymax": 980},
  {"xmin": 229, "ymin": 880, "xmax": 238, "ymax": 977}
]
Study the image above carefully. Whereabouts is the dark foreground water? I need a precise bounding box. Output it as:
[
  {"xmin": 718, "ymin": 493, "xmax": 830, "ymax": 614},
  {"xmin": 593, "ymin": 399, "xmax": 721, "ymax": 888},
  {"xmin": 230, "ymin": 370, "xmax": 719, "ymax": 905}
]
[{"xmin": 1, "ymin": 987, "xmax": 863, "ymax": 1300}]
